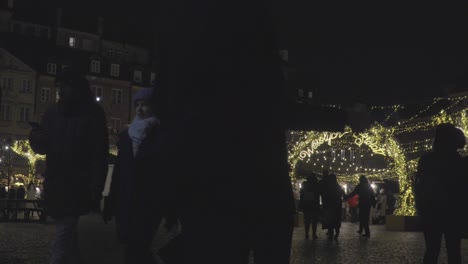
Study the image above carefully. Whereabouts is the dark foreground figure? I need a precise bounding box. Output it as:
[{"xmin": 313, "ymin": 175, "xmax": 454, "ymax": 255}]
[
  {"xmin": 415, "ymin": 123, "xmax": 467, "ymax": 264},
  {"xmin": 154, "ymin": 1, "xmax": 346, "ymax": 263}
]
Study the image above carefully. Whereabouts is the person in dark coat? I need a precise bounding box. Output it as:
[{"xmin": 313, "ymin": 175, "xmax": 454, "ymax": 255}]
[
  {"xmin": 415, "ymin": 123, "xmax": 466, "ymax": 264},
  {"xmin": 347, "ymin": 175, "xmax": 376, "ymax": 237},
  {"xmin": 29, "ymin": 67, "xmax": 109, "ymax": 263},
  {"xmin": 103, "ymin": 87, "xmax": 170, "ymax": 264},
  {"xmin": 320, "ymin": 173, "xmax": 345, "ymax": 240},
  {"xmin": 299, "ymin": 173, "xmax": 321, "ymax": 240},
  {"xmin": 153, "ymin": 1, "xmax": 348, "ymax": 263}
]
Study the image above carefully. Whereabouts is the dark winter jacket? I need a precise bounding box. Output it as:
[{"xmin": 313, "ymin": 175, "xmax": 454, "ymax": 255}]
[
  {"xmin": 106, "ymin": 124, "xmax": 169, "ymax": 242},
  {"xmin": 348, "ymin": 182, "xmax": 376, "ymax": 208},
  {"xmin": 415, "ymin": 151, "xmax": 466, "ymax": 230},
  {"xmin": 29, "ymin": 101, "xmax": 108, "ymax": 218},
  {"xmin": 320, "ymin": 179, "xmax": 345, "ymax": 229}
]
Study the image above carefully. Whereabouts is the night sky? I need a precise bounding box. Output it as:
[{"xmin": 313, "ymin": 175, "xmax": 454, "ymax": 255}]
[{"xmin": 45, "ymin": 1, "xmax": 468, "ymax": 105}]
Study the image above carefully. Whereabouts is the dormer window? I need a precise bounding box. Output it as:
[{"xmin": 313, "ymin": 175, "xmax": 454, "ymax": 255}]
[
  {"xmin": 91, "ymin": 60, "xmax": 101, "ymax": 73},
  {"xmin": 110, "ymin": 64, "xmax": 120, "ymax": 77},
  {"xmin": 47, "ymin": 63, "xmax": 57, "ymax": 74},
  {"xmin": 134, "ymin": 70, "xmax": 142, "ymax": 82},
  {"xmin": 69, "ymin": 37, "xmax": 76, "ymax": 47}
]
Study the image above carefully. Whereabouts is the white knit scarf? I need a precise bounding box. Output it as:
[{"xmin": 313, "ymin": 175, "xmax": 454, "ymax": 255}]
[{"xmin": 128, "ymin": 116, "xmax": 159, "ymax": 156}]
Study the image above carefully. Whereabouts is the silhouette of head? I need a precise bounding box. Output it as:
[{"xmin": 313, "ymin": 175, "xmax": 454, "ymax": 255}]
[
  {"xmin": 55, "ymin": 67, "xmax": 92, "ymax": 103},
  {"xmin": 359, "ymin": 175, "xmax": 368, "ymax": 185},
  {"xmin": 306, "ymin": 173, "xmax": 318, "ymax": 184},
  {"xmin": 433, "ymin": 123, "xmax": 466, "ymax": 152}
]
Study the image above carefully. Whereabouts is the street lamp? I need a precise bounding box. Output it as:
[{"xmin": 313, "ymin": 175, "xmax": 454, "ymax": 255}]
[{"xmin": 3, "ymin": 137, "xmax": 12, "ymax": 196}]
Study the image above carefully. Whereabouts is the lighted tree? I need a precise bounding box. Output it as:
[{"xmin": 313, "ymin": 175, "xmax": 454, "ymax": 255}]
[{"xmin": 11, "ymin": 140, "xmax": 45, "ymax": 184}]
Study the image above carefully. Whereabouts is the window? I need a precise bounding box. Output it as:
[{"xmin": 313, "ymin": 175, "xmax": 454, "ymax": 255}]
[
  {"xmin": 20, "ymin": 79, "xmax": 32, "ymax": 93},
  {"xmin": 150, "ymin": 72, "xmax": 156, "ymax": 85},
  {"xmin": 19, "ymin": 106, "xmax": 30, "ymax": 122},
  {"xmin": 91, "ymin": 60, "xmax": 101, "ymax": 73},
  {"xmin": 69, "ymin": 37, "xmax": 76, "ymax": 47},
  {"xmin": 1, "ymin": 77, "xmax": 13, "ymax": 90},
  {"xmin": 62, "ymin": 65, "xmax": 68, "ymax": 70},
  {"xmin": 110, "ymin": 64, "xmax": 120, "ymax": 77},
  {"xmin": 93, "ymin": 86, "xmax": 103, "ymax": 101},
  {"xmin": 111, "ymin": 118, "xmax": 121, "ymax": 132},
  {"xmin": 307, "ymin": 91, "xmax": 313, "ymax": 99},
  {"xmin": 0, "ymin": 105, "xmax": 11, "ymax": 121},
  {"xmin": 111, "ymin": 89, "xmax": 122, "ymax": 104},
  {"xmin": 47, "ymin": 63, "xmax": 56, "ymax": 74},
  {"xmin": 107, "ymin": 49, "xmax": 114, "ymax": 57},
  {"xmin": 133, "ymin": 70, "xmax": 142, "ymax": 82},
  {"xmin": 298, "ymin": 89, "xmax": 304, "ymax": 97},
  {"xmin": 41, "ymin": 87, "xmax": 50, "ymax": 102},
  {"xmin": 82, "ymin": 39, "xmax": 93, "ymax": 50}
]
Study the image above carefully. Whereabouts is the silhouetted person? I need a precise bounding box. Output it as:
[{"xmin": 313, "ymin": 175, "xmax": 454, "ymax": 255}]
[
  {"xmin": 154, "ymin": 1, "xmax": 347, "ymax": 263},
  {"xmin": 7, "ymin": 186, "xmax": 17, "ymax": 219},
  {"xmin": 103, "ymin": 87, "xmax": 170, "ymax": 264},
  {"xmin": 320, "ymin": 173, "xmax": 345, "ymax": 240},
  {"xmin": 415, "ymin": 123, "xmax": 466, "ymax": 264},
  {"xmin": 0, "ymin": 184, "xmax": 7, "ymax": 218},
  {"xmin": 347, "ymin": 175, "xmax": 375, "ymax": 237},
  {"xmin": 16, "ymin": 185, "xmax": 26, "ymax": 219},
  {"xmin": 347, "ymin": 194, "xmax": 359, "ymax": 223},
  {"xmin": 299, "ymin": 173, "xmax": 321, "ymax": 239},
  {"xmin": 29, "ymin": 67, "xmax": 108, "ymax": 264}
]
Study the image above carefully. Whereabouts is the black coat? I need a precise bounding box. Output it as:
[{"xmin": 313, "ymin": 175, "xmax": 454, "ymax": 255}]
[
  {"xmin": 415, "ymin": 151, "xmax": 466, "ymax": 231},
  {"xmin": 348, "ymin": 182, "xmax": 376, "ymax": 208},
  {"xmin": 29, "ymin": 102, "xmax": 108, "ymax": 218},
  {"xmin": 106, "ymin": 124, "xmax": 169, "ymax": 242}
]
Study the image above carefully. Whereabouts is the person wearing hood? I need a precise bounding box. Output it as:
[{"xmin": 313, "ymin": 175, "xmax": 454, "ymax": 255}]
[
  {"xmin": 415, "ymin": 123, "xmax": 466, "ymax": 264},
  {"xmin": 103, "ymin": 87, "xmax": 171, "ymax": 264},
  {"xmin": 29, "ymin": 67, "xmax": 109, "ymax": 264}
]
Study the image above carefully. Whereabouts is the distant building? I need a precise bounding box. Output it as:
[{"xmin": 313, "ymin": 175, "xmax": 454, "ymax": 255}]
[{"xmin": 0, "ymin": 1, "xmax": 156, "ymax": 143}]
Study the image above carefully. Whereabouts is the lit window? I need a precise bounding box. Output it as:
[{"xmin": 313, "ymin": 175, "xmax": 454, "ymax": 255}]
[
  {"xmin": 19, "ymin": 106, "xmax": 30, "ymax": 122},
  {"xmin": 110, "ymin": 64, "xmax": 120, "ymax": 77},
  {"xmin": 91, "ymin": 60, "xmax": 101, "ymax": 73},
  {"xmin": 69, "ymin": 37, "xmax": 76, "ymax": 47},
  {"xmin": 134, "ymin": 70, "xmax": 142, "ymax": 82},
  {"xmin": 111, "ymin": 89, "xmax": 122, "ymax": 104},
  {"xmin": 308, "ymin": 91, "xmax": 313, "ymax": 99},
  {"xmin": 46, "ymin": 63, "xmax": 56, "ymax": 74},
  {"xmin": 41, "ymin": 87, "xmax": 50, "ymax": 102},
  {"xmin": 0, "ymin": 104, "xmax": 11, "ymax": 121}
]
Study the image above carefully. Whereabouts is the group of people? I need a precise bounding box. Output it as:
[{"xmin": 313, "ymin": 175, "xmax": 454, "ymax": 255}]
[
  {"xmin": 0, "ymin": 182, "xmax": 39, "ymax": 220},
  {"xmin": 299, "ymin": 172, "xmax": 377, "ymax": 240}
]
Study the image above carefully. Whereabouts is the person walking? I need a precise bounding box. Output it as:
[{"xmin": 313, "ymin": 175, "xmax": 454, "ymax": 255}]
[
  {"xmin": 25, "ymin": 182, "xmax": 37, "ymax": 219},
  {"xmin": 347, "ymin": 193, "xmax": 359, "ymax": 223},
  {"xmin": 347, "ymin": 175, "xmax": 376, "ymax": 237},
  {"xmin": 103, "ymin": 87, "xmax": 172, "ymax": 264},
  {"xmin": 299, "ymin": 173, "xmax": 321, "ymax": 240},
  {"xmin": 320, "ymin": 173, "xmax": 345, "ymax": 241},
  {"xmin": 29, "ymin": 67, "xmax": 108, "ymax": 264},
  {"xmin": 415, "ymin": 123, "xmax": 467, "ymax": 264}
]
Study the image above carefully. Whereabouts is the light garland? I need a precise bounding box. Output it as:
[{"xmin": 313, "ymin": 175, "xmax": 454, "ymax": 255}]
[
  {"xmin": 289, "ymin": 95, "xmax": 468, "ymax": 216},
  {"xmin": 11, "ymin": 140, "xmax": 45, "ymax": 184}
]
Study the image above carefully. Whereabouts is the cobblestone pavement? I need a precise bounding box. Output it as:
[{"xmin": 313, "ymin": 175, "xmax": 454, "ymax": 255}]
[{"xmin": 1, "ymin": 214, "xmax": 467, "ymax": 263}]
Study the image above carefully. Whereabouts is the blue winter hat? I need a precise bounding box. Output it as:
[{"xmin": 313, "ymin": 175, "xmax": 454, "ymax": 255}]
[{"xmin": 133, "ymin": 87, "xmax": 154, "ymax": 106}]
